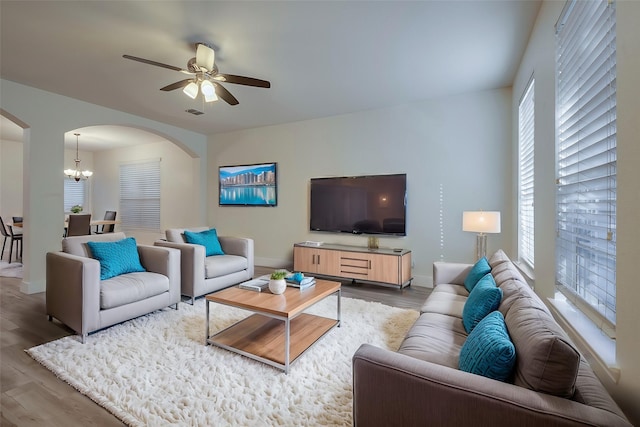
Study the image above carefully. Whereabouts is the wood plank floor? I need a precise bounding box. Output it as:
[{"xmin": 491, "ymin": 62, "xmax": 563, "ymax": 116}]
[{"xmin": 0, "ymin": 268, "xmax": 430, "ymax": 426}]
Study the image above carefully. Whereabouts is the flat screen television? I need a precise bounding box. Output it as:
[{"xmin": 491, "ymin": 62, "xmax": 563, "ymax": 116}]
[{"xmin": 310, "ymin": 174, "xmax": 407, "ymax": 236}]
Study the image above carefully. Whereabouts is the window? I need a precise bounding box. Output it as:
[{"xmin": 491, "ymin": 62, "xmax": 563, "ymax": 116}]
[
  {"xmin": 556, "ymin": 0, "xmax": 616, "ymax": 324},
  {"xmin": 518, "ymin": 78, "xmax": 535, "ymax": 269},
  {"xmin": 64, "ymin": 178, "xmax": 87, "ymax": 212},
  {"xmin": 119, "ymin": 159, "xmax": 160, "ymax": 231}
]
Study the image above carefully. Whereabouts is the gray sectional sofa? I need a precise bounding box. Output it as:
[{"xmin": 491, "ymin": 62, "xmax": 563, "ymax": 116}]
[{"xmin": 352, "ymin": 250, "xmax": 631, "ymax": 427}]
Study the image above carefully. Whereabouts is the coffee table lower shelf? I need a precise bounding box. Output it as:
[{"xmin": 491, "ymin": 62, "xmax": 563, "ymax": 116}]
[{"xmin": 207, "ymin": 313, "xmax": 338, "ymax": 372}]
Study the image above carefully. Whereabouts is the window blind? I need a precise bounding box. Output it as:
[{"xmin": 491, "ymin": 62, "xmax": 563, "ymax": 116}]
[
  {"xmin": 64, "ymin": 178, "xmax": 87, "ymax": 212},
  {"xmin": 556, "ymin": 0, "xmax": 616, "ymax": 324},
  {"xmin": 119, "ymin": 159, "xmax": 160, "ymax": 231},
  {"xmin": 518, "ymin": 78, "xmax": 535, "ymax": 269}
]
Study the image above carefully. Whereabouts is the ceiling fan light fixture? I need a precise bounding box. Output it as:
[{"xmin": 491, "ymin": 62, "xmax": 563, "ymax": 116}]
[
  {"xmin": 183, "ymin": 81, "xmax": 199, "ymax": 99},
  {"xmin": 196, "ymin": 43, "xmax": 215, "ymax": 72},
  {"xmin": 201, "ymin": 80, "xmax": 218, "ymax": 102}
]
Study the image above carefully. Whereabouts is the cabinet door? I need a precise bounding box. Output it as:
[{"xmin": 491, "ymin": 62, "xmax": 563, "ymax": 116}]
[
  {"xmin": 367, "ymin": 253, "xmax": 402, "ymax": 285},
  {"xmin": 294, "ymin": 246, "xmax": 340, "ymax": 276},
  {"xmin": 314, "ymin": 249, "xmax": 340, "ymax": 276},
  {"xmin": 294, "ymin": 246, "xmax": 317, "ymax": 273}
]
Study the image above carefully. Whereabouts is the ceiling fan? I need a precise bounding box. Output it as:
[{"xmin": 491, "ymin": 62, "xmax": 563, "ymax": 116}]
[{"xmin": 123, "ymin": 43, "xmax": 270, "ymax": 106}]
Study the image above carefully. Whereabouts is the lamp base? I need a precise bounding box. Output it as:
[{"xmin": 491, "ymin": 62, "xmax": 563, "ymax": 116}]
[{"xmin": 476, "ymin": 233, "xmax": 488, "ymax": 261}]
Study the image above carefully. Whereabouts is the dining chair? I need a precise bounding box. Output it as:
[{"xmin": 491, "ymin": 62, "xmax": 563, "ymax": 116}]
[
  {"xmin": 66, "ymin": 214, "xmax": 92, "ymax": 237},
  {"xmin": 95, "ymin": 210, "xmax": 117, "ymax": 234},
  {"xmin": 0, "ymin": 216, "xmax": 22, "ymax": 263}
]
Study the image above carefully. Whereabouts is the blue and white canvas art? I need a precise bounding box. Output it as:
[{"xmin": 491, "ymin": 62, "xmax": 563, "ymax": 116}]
[{"xmin": 219, "ymin": 163, "xmax": 277, "ymax": 206}]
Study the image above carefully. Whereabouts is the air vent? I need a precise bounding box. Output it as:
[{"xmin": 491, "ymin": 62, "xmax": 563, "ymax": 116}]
[{"xmin": 185, "ymin": 109, "xmax": 204, "ymax": 116}]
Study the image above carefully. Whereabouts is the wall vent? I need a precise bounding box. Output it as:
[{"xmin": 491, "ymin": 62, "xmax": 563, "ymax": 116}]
[{"xmin": 185, "ymin": 109, "xmax": 204, "ymax": 116}]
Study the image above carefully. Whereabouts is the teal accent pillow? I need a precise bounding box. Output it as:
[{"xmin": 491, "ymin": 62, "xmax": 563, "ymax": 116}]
[
  {"xmin": 459, "ymin": 311, "xmax": 516, "ymax": 382},
  {"xmin": 464, "ymin": 257, "xmax": 491, "ymax": 293},
  {"xmin": 87, "ymin": 237, "xmax": 146, "ymax": 280},
  {"xmin": 184, "ymin": 228, "xmax": 225, "ymax": 256},
  {"xmin": 462, "ymin": 273, "xmax": 502, "ymax": 333}
]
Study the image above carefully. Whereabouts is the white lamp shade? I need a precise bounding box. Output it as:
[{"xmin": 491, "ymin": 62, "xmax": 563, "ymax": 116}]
[
  {"xmin": 462, "ymin": 211, "xmax": 501, "ymax": 233},
  {"xmin": 183, "ymin": 81, "xmax": 199, "ymax": 99},
  {"xmin": 201, "ymin": 80, "xmax": 218, "ymax": 102},
  {"xmin": 196, "ymin": 44, "xmax": 215, "ymax": 72}
]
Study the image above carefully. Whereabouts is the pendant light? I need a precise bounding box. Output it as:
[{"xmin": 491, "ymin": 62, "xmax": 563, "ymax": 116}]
[{"xmin": 64, "ymin": 133, "xmax": 93, "ymax": 181}]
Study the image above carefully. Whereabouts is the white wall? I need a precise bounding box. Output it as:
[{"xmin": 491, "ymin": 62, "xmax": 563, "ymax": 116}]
[
  {"xmin": 512, "ymin": 1, "xmax": 640, "ymax": 422},
  {"xmin": 0, "ymin": 79, "xmax": 209, "ymax": 293},
  {"xmin": 0, "ymin": 140, "xmax": 23, "ymax": 223},
  {"xmin": 208, "ymin": 88, "xmax": 513, "ymax": 285}
]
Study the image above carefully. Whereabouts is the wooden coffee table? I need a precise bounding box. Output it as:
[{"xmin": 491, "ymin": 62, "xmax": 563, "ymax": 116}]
[{"xmin": 205, "ymin": 279, "xmax": 341, "ymax": 374}]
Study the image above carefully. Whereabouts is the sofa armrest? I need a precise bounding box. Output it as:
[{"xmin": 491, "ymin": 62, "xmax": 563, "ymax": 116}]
[
  {"xmin": 219, "ymin": 236, "xmax": 254, "ymax": 278},
  {"xmin": 46, "ymin": 251, "xmax": 101, "ymax": 337},
  {"xmin": 154, "ymin": 240, "xmax": 206, "ymax": 297},
  {"xmin": 137, "ymin": 245, "xmax": 181, "ymax": 304},
  {"xmin": 433, "ymin": 261, "xmax": 473, "ymax": 286},
  {"xmin": 352, "ymin": 344, "xmax": 632, "ymax": 427}
]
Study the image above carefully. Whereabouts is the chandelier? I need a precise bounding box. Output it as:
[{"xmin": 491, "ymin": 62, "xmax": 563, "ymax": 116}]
[{"xmin": 64, "ymin": 133, "xmax": 93, "ymax": 181}]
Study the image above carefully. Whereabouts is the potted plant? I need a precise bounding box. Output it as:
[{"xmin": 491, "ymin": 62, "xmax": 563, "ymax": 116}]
[
  {"xmin": 269, "ymin": 270, "xmax": 288, "ymax": 295},
  {"xmin": 70, "ymin": 205, "xmax": 83, "ymax": 214}
]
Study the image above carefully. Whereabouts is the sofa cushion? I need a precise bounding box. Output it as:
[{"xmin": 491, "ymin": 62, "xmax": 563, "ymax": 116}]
[
  {"xmin": 420, "ymin": 291, "xmax": 467, "ymax": 318},
  {"xmin": 398, "ymin": 312, "xmax": 468, "ymax": 369},
  {"xmin": 462, "ymin": 273, "xmax": 502, "ymax": 333},
  {"xmin": 488, "ymin": 249, "xmax": 511, "ymax": 269},
  {"xmin": 62, "ymin": 232, "xmax": 127, "ymax": 258},
  {"xmin": 87, "ymin": 237, "xmax": 146, "ymax": 280},
  {"xmin": 204, "ymin": 254, "xmax": 248, "ymax": 279},
  {"xmin": 184, "ymin": 228, "xmax": 225, "ymax": 256},
  {"xmin": 459, "ymin": 311, "xmax": 516, "ymax": 382},
  {"xmin": 463, "ymin": 257, "xmax": 491, "ymax": 293},
  {"xmin": 100, "ymin": 271, "xmax": 170, "ymax": 309},
  {"xmin": 505, "ymin": 297, "xmax": 581, "ymax": 398}
]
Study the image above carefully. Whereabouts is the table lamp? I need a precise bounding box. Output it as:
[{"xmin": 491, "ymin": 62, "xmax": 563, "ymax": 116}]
[{"xmin": 463, "ymin": 211, "xmax": 501, "ymax": 260}]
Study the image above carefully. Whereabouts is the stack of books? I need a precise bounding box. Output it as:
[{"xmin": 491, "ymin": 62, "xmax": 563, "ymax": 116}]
[
  {"xmin": 238, "ymin": 276, "xmax": 270, "ymax": 292},
  {"xmin": 285, "ymin": 273, "xmax": 316, "ymax": 290}
]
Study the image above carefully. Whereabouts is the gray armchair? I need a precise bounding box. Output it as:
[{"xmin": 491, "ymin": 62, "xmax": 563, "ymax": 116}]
[
  {"xmin": 155, "ymin": 227, "xmax": 254, "ymax": 304},
  {"xmin": 46, "ymin": 232, "xmax": 180, "ymax": 342}
]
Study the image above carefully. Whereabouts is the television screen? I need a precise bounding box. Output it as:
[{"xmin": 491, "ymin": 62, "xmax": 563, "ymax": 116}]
[
  {"xmin": 310, "ymin": 174, "xmax": 407, "ymax": 236},
  {"xmin": 219, "ymin": 162, "xmax": 277, "ymax": 206}
]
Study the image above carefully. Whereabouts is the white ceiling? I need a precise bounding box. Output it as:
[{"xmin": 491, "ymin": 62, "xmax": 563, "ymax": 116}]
[{"xmin": 1, "ymin": 0, "xmax": 541, "ymax": 144}]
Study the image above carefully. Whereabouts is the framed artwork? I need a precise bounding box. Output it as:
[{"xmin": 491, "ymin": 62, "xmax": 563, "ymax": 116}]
[{"xmin": 219, "ymin": 162, "xmax": 277, "ymax": 207}]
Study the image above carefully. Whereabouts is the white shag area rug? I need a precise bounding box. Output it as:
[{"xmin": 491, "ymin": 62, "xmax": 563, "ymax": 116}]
[
  {"xmin": 28, "ymin": 295, "xmax": 419, "ymax": 427},
  {"xmin": 0, "ymin": 260, "xmax": 23, "ymax": 278}
]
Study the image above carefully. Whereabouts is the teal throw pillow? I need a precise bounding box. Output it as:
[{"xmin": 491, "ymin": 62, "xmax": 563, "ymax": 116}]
[
  {"xmin": 87, "ymin": 237, "xmax": 146, "ymax": 281},
  {"xmin": 464, "ymin": 257, "xmax": 491, "ymax": 293},
  {"xmin": 459, "ymin": 311, "xmax": 516, "ymax": 382},
  {"xmin": 184, "ymin": 228, "xmax": 225, "ymax": 256},
  {"xmin": 462, "ymin": 273, "xmax": 502, "ymax": 333}
]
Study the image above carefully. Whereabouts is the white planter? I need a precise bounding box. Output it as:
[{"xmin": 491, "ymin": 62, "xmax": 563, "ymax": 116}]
[{"xmin": 269, "ymin": 279, "xmax": 287, "ymax": 295}]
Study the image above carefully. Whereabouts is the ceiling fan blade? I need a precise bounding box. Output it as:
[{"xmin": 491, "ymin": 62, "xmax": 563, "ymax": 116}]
[
  {"xmin": 214, "ymin": 82, "xmax": 239, "ymax": 105},
  {"xmin": 160, "ymin": 79, "xmax": 192, "ymax": 91},
  {"xmin": 213, "ymin": 74, "xmax": 271, "ymax": 88},
  {"xmin": 123, "ymin": 54, "xmax": 187, "ymax": 73}
]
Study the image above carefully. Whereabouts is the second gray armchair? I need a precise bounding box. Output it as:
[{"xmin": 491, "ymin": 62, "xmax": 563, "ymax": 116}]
[{"xmin": 155, "ymin": 227, "xmax": 254, "ymax": 304}]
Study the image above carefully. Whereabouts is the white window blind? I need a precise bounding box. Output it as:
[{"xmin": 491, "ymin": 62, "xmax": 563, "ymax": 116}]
[
  {"xmin": 119, "ymin": 160, "xmax": 160, "ymax": 231},
  {"xmin": 556, "ymin": 0, "xmax": 616, "ymax": 324},
  {"xmin": 64, "ymin": 178, "xmax": 87, "ymax": 212},
  {"xmin": 518, "ymin": 78, "xmax": 535, "ymax": 269}
]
